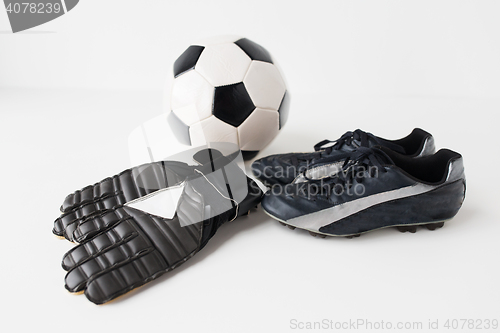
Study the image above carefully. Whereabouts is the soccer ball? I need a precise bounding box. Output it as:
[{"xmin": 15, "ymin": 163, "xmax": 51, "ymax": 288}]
[{"xmin": 167, "ymin": 36, "xmax": 290, "ymax": 159}]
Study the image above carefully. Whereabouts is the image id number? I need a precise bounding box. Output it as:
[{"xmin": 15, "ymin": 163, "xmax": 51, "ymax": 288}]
[{"xmin": 6, "ymin": 2, "xmax": 62, "ymax": 14}]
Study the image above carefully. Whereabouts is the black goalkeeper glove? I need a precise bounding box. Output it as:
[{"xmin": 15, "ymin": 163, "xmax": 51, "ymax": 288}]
[{"xmin": 54, "ymin": 148, "xmax": 262, "ymax": 304}]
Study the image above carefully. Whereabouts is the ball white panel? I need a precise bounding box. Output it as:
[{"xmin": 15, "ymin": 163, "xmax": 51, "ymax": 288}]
[
  {"xmin": 271, "ymin": 57, "xmax": 289, "ymax": 92},
  {"xmin": 171, "ymin": 70, "xmax": 214, "ymax": 126},
  {"xmin": 237, "ymin": 108, "xmax": 279, "ymax": 151},
  {"xmin": 243, "ymin": 61, "xmax": 286, "ymax": 111},
  {"xmin": 195, "ymin": 43, "xmax": 252, "ymax": 87},
  {"xmin": 189, "ymin": 116, "xmax": 239, "ymax": 147}
]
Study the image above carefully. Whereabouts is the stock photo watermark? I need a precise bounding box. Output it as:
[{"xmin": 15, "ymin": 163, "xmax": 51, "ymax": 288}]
[
  {"xmin": 253, "ymin": 163, "xmax": 380, "ymax": 199},
  {"xmin": 289, "ymin": 318, "xmax": 499, "ymax": 330}
]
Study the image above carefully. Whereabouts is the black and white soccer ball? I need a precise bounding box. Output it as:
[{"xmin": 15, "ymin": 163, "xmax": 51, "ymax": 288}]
[{"xmin": 167, "ymin": 36, "xmax": 290, "ymax": 160}]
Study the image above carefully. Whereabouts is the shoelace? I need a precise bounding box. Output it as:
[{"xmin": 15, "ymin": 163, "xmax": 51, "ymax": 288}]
[
  {"xmin": 313, "ymin": 129, "xmax": 376, "ymax": 153},
  {"xmin": 301, "ymin": 147, "xmax": 393, "ymax": 200},
  {"xmin": 194, "ymin": 168, "xmax": 239, "ymax": 222},
  {"xmin": 291, "ymin": 129, "xmax": 406, "ymax": 167},
  {"xmin": 291, "ymin": 130, "xmax": 379, "ymax": 167}
]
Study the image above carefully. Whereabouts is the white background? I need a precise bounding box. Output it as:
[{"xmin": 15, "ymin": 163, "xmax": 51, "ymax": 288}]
[{"xmin": 1, "ymin": 1, "xmax": 499, "ymax": 332}]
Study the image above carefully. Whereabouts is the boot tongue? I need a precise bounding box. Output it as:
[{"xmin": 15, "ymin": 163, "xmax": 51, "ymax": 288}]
[
  {"xmin": 371, "ymin": 146, "xmax": 396, "ymax": 166},
  {"xmin": 350, "ymin": 147, "xmax": 394, "ymax": 167}
]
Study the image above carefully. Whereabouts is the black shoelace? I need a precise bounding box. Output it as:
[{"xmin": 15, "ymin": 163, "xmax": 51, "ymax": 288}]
[
  {"xmin": 300, "ymin": 147, "xmax": 393, "ymax": 200},
  {"xmin": 291, "ymin": 129, "xmax": 379, "ymax": 167},
  {"xmin": 313, "ymin": 129, "xmax": 377, "ymax": 153}
]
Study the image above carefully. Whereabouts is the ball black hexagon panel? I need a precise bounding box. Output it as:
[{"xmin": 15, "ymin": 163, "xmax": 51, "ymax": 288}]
[
  {"xmin": 173, "ymin": 45, "xmax": 205, "ymax": 78},
  {"xmin": 213, "ymin": 82, "xmax": 256, "ymax": 127},
  {"xmin": 278, "ymin": 91, "xmax": 290, "ymax": 129},
  {"xmin": 234, "ymin": 38, "xmax": 273, "ymax": 64}
]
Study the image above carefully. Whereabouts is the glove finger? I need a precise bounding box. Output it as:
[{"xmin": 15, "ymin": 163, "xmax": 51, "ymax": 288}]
[
  {"xmin": 63, "ymin": 219, "xmax": 156, "ymax": 292},
  {"xmin": 54, "ymin": 200, "xmax": 111, "ymax": 241},
  {"xmin": 84, "ymin": 250, "xmax": 167, "ymax": 304},
  {"xmin": 53, "ymin": 206, "xmax": 101, "ymax": 239},
  {"xmin": 62, "ymin": 218, "xmax": 140, "ymax": 271},
  {"xmin": 72, "ymin": 207, "xmax": 130, "ymax": 243},
  {"xmin": 60, "ymin": 178, "xmax": 116, "ymax": 213}
]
